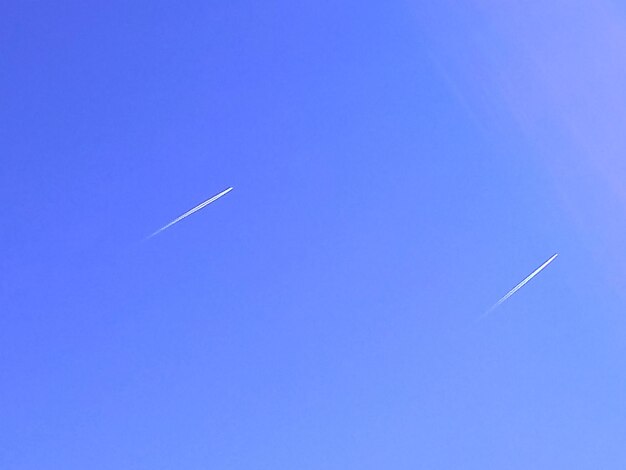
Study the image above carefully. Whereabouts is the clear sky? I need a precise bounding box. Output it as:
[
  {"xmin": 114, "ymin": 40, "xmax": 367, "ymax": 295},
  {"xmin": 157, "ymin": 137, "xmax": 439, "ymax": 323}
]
[{"xmin": 2, "ymin": 1, "xmax": 626, "ymax": 468}]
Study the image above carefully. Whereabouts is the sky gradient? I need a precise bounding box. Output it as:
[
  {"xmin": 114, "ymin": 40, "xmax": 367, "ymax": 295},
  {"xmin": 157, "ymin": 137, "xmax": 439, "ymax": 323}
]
[{"xmin": 2, "ymin": 1, "xmax": 626, "ymax": 468}]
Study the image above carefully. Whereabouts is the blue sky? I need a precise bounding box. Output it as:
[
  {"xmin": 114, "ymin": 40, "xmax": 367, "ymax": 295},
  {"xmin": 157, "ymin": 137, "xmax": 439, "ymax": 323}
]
[{"xmin": 2, "ymin": 1, "xmax": 626, "ymax": 468}]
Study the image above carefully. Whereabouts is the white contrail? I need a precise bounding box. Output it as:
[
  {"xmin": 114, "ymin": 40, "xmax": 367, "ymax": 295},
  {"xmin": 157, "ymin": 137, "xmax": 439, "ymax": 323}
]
[
  {"xmin": 482, "ymin": 253, "xmax": 558, "ymax": 318},
  {"xmin": 147, "ymin": 186, "xmax": 233, "ymax": 239}
]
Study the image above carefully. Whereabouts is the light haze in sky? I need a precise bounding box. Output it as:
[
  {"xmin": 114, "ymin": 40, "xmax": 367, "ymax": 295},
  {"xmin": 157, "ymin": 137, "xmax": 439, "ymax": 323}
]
[{"xmin": 2, "ymin": 1, "xmax": 626, "ymax": 469}]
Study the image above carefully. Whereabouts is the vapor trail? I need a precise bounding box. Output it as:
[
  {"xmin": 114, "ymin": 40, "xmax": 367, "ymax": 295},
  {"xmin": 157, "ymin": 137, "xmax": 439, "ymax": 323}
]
[
  {"xmin": 482, "ymin": 253, "xmax": 558, "ymax": 318},
  {"xmin": 147, "ymin": 187, "xmax": 233, "ymax": 239}
]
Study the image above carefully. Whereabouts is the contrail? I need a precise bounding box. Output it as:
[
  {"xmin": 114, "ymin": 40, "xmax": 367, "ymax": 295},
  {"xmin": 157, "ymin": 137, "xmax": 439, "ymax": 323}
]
[
  {"xmin": 147, "ymin": 186, "xmax": 233, "ymax": 239},
  {"xmin": 482, "ymin": 253, "xmax": 558, "ymax": 318}
]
